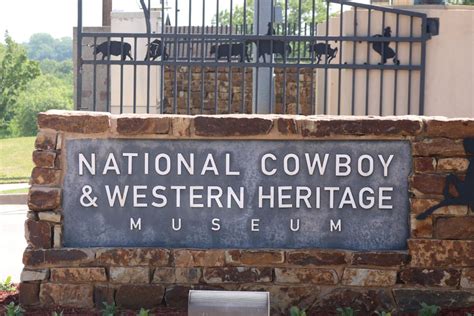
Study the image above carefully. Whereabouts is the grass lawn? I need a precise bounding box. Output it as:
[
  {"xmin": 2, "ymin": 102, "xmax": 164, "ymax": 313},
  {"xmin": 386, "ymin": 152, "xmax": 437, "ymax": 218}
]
[{"xmin": 0, "ymin": 137, "xmax": 35, "ymax": 184}]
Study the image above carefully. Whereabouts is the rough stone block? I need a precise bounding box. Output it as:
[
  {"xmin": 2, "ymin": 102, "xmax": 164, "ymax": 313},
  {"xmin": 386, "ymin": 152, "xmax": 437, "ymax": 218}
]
[
  {"xmin": 437, "ymin": 158, "xmax": 469, "ymax": 172},
  {"xmin": 399, "ymin": 268, "xmax": 461, "ymax": 287},
  {"xmin": 21, "ymin": 269, "xmax": 49, "ymax": 282},
  {"xmin": 225, "ymin": 250, "xmax": 284, "ymax": 266},
  {"xmin": 96, "ymin": 248, "xmax": 170, "ymax": 266},
  {"xmin": 171, "ymin": 116, "xmax": 192, "ymax": 137},
  {"xmin": 53, "ymin": 225, "xmax": 62, "ymax": 248},
  {"xmin": 242, "ymin": 285, "xmax": 319, "ymax": 316},
  {"xmin": 286, "ymin": 250, "xmax": 347, "ymax": 266},
  {"xmin": 313, "ymin": 289, "xmax": 395, "ymax": 314},
  {"xmin": 434, "ymin": 216, "xmax": 474, "ymax": 240},
  {"xmin": 411, "ymin": 198, "xmax": 468, "ymax": 216},
  {"xmin": 410, "ymin": 214, "xmax": 433, "ymax": 238},
  {"xmin": 37, "ymin": 110, "xmax": 110, "ymax": 134},
  {"xmin": 152, "ymin": 267, "xmax": 176, "ymax": 283},
  {"xmin": 414, "ymin": 157, "xmax": 436, "ymax": 173},
  {"xmin": 300, "ymin": 117, "xmax": 423, "ymax": 137},
  {"xmin": 393, "ymin": 289, "xmax": 474, "ymax": 311},
  {"xmin": 351, "ymin": 252, "xmax": 409, "ymax": 267},
  {"xmin": 110, "ymin": 267, "xmax": 150, "ymax": 283},
  {"xmin": 40, "ymin": 283, "xmax": 93, "ymax": 308},
  {"xmin": 275, "ymin": 268, "xmax": 337, "ymax": 285},
  {"xmin": 19, "ymin": 282, "xmax": 40, "ymax": 306},
  {"xmin": 173, "ymin": 249, "xmax": 225, "ymax": 267},
  {"xmin": 51, "ymin": 268, "xmax": 107, "ymax": 283},
  {"xmin": 203, "ymin": 267, "xmax": 272, "ymax": 283},
  {"xmin": 32, "ymin": 151, "xmax": 57, "ymax": 168},
  {"xmin": 425, "ymin": 119, "xmax": 474, "ymax": 138},
  {"xmin": 411, "ymin": 174, "xmax": 445, "ymax": 196},
  {"xmin": 194, "ymin": 116, "xmax": 273, "ymax": 136},
  {"xmin": 409, "ymin": 239, "xmax": 474, "ymax": 267},
  {"xmin": 277, "ymin": 118, "xmax": 298, "ymax": 134},
  {"xmin": 175, "ymin": 267, "xmax": 202, "ymax": 284},
  {"xmin": 25, "ymin": 220, "xmax": 51, "ymax": 249},
  {"xmin": 413, "ymin": 138, "xmax": 465, "ymax": 157},
  {"xmin": 35, "ymin": 130, "xmax": 57, "ymax": 150},
  {"xmin": 460, "ymin": 268, "xmax": 474, "ymax": 288},
  {"xmin": 30, "ymin": 167, "xmax": 61, "ymax": 186},
  {"xmin": 94, "ymin": 286, "xmax": 115, "ymax": 308},
  {"xmin": 115, "ymin": 285, "xmax": 165, "ymax": 309},
  {"xmin": 28, "ymin": 187, "xmax": 61, "ymax": 211},
  {"xmin": 23, "ymin": 249, "xmax": 95, "ymax": 268},
  {"xmin": 38, "ymin": 211, "xmax": 62, "ymax": 223},
  {"xmin": 116, "ymin": 116, "xmax": 170, "ymax": 135},
  {"xmin": 341, "ymin": 268, "xmax": 397, "ymax": 287}
]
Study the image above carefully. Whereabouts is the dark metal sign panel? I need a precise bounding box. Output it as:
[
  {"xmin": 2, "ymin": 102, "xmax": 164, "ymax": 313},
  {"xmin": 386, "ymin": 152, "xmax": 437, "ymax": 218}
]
[{"xmin": 63, "ymin": 139, "xmax": 411, "ymax": 250}]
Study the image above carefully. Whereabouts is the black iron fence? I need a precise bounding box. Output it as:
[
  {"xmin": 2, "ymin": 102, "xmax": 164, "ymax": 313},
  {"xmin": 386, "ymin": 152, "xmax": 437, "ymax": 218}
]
[{"xmin": 76, "ymin": 0, "xmax": 432, "ymax": 115}]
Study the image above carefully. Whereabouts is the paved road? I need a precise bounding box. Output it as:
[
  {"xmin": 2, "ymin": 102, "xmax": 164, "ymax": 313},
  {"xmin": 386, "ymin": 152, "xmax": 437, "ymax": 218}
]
[{"xmin": 0, "ymin": 204, "xmax": 27, "ymax": 283}]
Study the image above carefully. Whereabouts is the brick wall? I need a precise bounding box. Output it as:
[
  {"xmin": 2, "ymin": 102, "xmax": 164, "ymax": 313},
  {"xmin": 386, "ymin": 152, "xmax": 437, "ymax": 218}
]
[{"xmin": 21, "ymin": 111, "xmax": 474, "ymax": 314}]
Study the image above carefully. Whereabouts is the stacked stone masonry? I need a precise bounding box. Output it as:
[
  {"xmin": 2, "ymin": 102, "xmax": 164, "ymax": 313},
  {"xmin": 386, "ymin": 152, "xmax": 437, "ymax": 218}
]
[{"xmin": 21, "ymin": 110, "xmax": 474, "ymax": 314}]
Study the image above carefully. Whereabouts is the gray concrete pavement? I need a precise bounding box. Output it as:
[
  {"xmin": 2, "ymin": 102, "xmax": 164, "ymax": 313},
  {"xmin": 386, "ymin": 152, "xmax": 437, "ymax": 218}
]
[
  {"xmin": 0, "ymin": 183, "xmax": 29, "ymax": 192},
  {"xmin": 0, "ymin": 204, "xmax": 27, "ymax": 283}
]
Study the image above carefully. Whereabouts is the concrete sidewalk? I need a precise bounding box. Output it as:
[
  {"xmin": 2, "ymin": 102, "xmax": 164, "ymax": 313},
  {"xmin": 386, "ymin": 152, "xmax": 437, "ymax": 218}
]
[
  {"xmin": 0, "ymin": 183, "xmax": 29, "ymax": 191},
  {"xmin": 0, "ymin": 204, "xmax": 27, "ymax": 283},
  {"xmin": 0, "ymin": 183, "xmax": 29, "ymax": 205}
]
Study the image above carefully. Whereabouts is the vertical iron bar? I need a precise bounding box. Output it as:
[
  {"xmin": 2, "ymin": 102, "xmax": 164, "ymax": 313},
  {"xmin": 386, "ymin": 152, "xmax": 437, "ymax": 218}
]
[
  {"xmin": 120, "ymin": 37, "xmax": 124, "ymax": 114},
  {"xmin": 160, "ymin": 0, "xmax": 165, "ymax": 114},
  {"xmin": 351, "ymin": 7, "xmax": 357, "ymax": 115},
  {"xmin": 77, "ymin": 0, "xmax": 83, "ymax": 110},
  {"xmin": 282, "ymin": 0, "xmax": 288, "ymax": 113},
  {"xmin": 146, "ymin": 0, "xmax": 151, "ymax": 114},
  {"xmin": 407, "ymin": 16, "xmax": 413, "ymax": 114},
  {"xmin": 323, "ymin": 0, "xmax": 329, "ymax": 114},
  {"xmin": 106, "ymin": 36, "xmax": 111, "ymax": 112},
  {"xmin": 364, "ymin": 9, "xmax": 371, "ymax": 115},
  {"xmin": 393, "ymin": 13, "xmax": 399, "ymax": 115},
  {"xmin": 310, "ymin": 0, "xmax": 316, "ymax": 115},
  {"xmin": 214, "ymin": 1, "xmax": 219, "ymax": 113},
  {"xmin": 296, "ymin": 0, "xmax": 302, "ymax": 114},
  {"xmin": 379, "ymin": 11, "xmax": 385, "ymax": 116},
  {"xmin": 337, "ymin": 3, "xmax": 343, "ymax": 115},
  {"xmin": 174, "ymin": 0, "xmax": 178, "ymax": 114},
  {"xmin": 201, "ymin": 0, "xmax": 206, "ymax": 114},
  {"xmin": 133, "ymin": 36, "xmax": 138, "ymax": 113},
  {"xmin": 229, "ymin": 0, "xmax": 234, "ymax": 113},
  {"xmin": 187, "ymin": 0, "xmax": 192, "ymax": 114},
  {"xmin": 241, "ymin": 0, "xmax": 248, "ymax": 113},
  {"xmin": 255, "ymin": 0, "xmax": 260, "ymax": 113},
  {"xmin": 93, "ymin": 36, "xmax": 97, "ymax": 111},
  {"xmin": 419, "ymin": 16, "xmax": 427, "ymax": 115},
  {"xmin": 269, "ymin": 0, "xmax": 275, "ymax": 113}
]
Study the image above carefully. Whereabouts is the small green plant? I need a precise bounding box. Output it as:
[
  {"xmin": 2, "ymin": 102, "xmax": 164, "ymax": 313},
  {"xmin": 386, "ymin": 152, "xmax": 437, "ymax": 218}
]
[
  {"xmin": 0, "ymin": 276, "xmax": 16, "ymax": 292},
  {"xmin": 52, "ymin": 311, "xmax": 64, "ymax": 316},
  {"xmin": 418, "ymin": 303, "xmax": 440, "ymax": 316},
  {"xmin": 375, "ymin": 311, "xmax": 392, "ymax": 316},
  {"xmin": 137, "ymin": 308, "xmax": 150, "ymax": 316},
  {"xmin": 5, "ymin": 302, "xmax": 24, "ymax": 316},
  {"xmin": 102, "ymin": 302, "xmax": 117, "ymax": 316},
  {"xmin": 290, "ymin": 306, "xmax": 307, "ymax": 316},
  {"xmin": 337, "ymin": 307, "xmax": 357, "ymax": 316}
]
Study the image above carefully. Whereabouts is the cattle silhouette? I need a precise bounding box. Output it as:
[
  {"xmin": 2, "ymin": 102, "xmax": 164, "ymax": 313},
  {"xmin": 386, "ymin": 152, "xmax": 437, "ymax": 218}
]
[
  {"xmin": 372, "ymin": 27, "xmax": 400, "ymax": 65},
  {"xmin": 416, "ymin": 138, "xmax": 474, "ymax": 220},
  {"xmin": 308, "ymin": 43, "xmax": 338, "ymax": 64},
  {"xmin": 210, "ymin": 43, "xmax": 250, "ymax": 62},
  {"xmin": 92, "ymin": 41, "xmax": 133, "ymax": 61},
  {"xmin": 144, "ymin": 39, "xmax": 169, "ymax": 61},
  {"xmin": 253, "ymin": 22, "xmax": 292, "ymax": 63}
]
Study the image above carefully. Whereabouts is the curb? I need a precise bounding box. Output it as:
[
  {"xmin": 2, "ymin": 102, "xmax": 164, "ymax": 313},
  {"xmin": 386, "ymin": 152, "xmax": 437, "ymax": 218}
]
[{"xmin": 0, "ymin": 194, "xmax": 28, "ymax": 205}]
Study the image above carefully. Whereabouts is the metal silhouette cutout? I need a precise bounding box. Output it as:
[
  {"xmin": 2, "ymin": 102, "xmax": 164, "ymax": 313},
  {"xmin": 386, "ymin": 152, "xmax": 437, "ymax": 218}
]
[
  {"xmin": 92, "ymin": 41, "xmax": 133, "ymax": 61},
  {"xmin": 308, "ymin": 43, "xmax": 338, "ymax": 64},
  {"xmin": 210, "ymin": 43, "xmax": 251, "ymax": 62},
  {"xmin": 145, "ymin": 39, "xmax": 169, "ymax": 61},
  {"xmin": 254, "ymin": 22, "xmax": 292, "ymax": 63},
  {"xmin": 372, "ymin": 27, "xmax": 400, "ymax": 65},
  {"xmin": 416, "ymin": 138, "xmax": 474, "ymax": 220}
]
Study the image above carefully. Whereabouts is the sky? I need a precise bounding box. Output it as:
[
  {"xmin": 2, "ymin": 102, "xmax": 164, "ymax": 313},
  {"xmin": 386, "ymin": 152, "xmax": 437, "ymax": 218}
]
[{"xmin": 0, "ymin": 0, "xmax": 233, "ymax": 43}]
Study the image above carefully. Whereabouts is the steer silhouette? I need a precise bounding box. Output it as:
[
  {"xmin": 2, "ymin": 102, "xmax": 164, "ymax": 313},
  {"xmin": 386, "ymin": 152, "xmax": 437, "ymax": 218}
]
[
  {"xmin": 416, "ymin": 138, "xmax": 474, "ymax": 220},
  {"xmin": 92, "ymin": 41, "xmax": 133, "ymax": 61}
]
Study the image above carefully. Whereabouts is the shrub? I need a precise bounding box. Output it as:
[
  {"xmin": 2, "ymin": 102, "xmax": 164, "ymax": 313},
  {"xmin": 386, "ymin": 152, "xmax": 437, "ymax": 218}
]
[
  {"xmin": 102, "ymin": 302, "xmax": 117, "ymax": 316},
  {"xmin": 418, "ymin": 303, "xmax": 440, "ymax": 316},
  {"xmin": 337, "ymin": 307, "xmax": 357, "ymax": 316},
  {"xmin": 0, "ymin": 276, "xmax": 16, "ymax": 292},
  {"xmin": 290, "ymin": 306, "xmax": 307, "ymax": 316},
  {"xmin": 5, "ymin": 302, "xmax": 24, "ymax": 316}
]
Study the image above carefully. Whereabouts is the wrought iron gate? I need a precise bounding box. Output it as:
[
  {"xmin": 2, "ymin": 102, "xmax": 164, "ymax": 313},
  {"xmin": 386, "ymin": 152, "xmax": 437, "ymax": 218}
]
[{"xmin": 76, "ymin": 0, "xmax": 432, "ymax": 115}]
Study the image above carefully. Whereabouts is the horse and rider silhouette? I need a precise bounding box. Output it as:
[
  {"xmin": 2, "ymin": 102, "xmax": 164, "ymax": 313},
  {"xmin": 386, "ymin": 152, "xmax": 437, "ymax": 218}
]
[{"xmin": 416, "ymin": 138, "xmax": 474, "ymax": 220}]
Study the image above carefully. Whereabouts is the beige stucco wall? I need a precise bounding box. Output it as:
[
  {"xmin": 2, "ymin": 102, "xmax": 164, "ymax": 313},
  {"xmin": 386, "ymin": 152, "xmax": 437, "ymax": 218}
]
[
  {"xmin": 317, "ymin": 5, "xmax": 473, "ymax": 117},
  {"xmin": 110, "ymin": 11, "xmax": 163, "ymax": 114}
]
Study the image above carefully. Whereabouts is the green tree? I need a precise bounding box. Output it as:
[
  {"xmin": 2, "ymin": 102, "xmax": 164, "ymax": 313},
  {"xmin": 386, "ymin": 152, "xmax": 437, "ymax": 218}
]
[
  {"xmin": 0, "ymin": 33, "xmax": 41, "ymax": 136},
  {"xmin": 214, "ymin": 0, "xmax": 327, "ymax": 31},
  {"xmin": 39, "ymin": 59, "xmax": 73, "ymax": 84},
  {"xmin": 9, "ymin": 74, "xmax": 73, "ymax": 136},
  {"xmin": 26, "ymin": 33, "xmax": 72, "ymax": 61}
]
